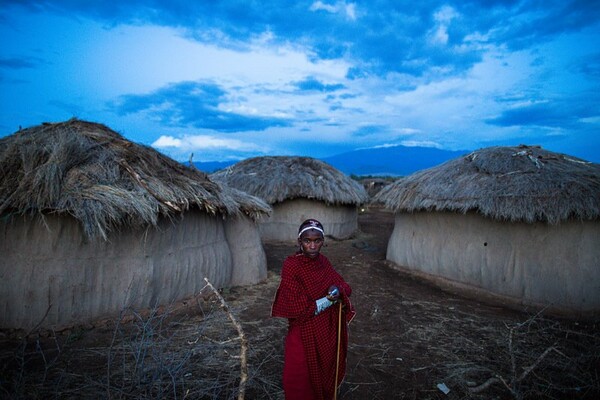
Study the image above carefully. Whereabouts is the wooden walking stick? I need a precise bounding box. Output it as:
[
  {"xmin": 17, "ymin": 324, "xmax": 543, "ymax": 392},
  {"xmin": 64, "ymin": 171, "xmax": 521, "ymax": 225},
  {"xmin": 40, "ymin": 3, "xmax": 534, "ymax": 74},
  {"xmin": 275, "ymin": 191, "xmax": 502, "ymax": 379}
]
[{"xmin": 334, "ymin": 301, "xmax": 343, "ymax": 400}]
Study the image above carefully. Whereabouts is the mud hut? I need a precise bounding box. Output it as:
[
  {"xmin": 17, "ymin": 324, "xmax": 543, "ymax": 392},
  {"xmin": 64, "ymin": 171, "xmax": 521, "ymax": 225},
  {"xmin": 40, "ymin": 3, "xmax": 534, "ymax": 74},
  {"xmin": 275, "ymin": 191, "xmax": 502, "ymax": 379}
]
[
  {"xmin": 211, "ymin": 156, "xmax": 368, "ymax": 241},
  {"xmin": 373, "ymin": 145, "xmax": 600, "ymax": 314},
  {"xmin": 0, "ymin": 119, "xmax": 271, "ymax": 330}
]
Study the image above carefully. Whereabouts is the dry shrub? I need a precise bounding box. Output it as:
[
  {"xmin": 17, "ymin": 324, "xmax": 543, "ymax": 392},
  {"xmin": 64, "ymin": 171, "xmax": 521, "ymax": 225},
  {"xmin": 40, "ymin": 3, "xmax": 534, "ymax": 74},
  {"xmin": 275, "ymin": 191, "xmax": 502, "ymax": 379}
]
[
  {"xmin": 0, "ymin": 284, "xmax": 282, "ymax": 400},
  {"xmin": 377, "ymin": 298, "xmax": 600, "ymax": 400}
]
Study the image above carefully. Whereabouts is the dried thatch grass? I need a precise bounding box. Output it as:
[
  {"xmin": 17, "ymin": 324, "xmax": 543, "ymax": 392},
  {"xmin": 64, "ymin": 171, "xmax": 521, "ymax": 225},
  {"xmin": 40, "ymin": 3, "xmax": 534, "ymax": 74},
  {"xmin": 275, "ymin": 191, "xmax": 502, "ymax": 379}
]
[
  {"xmin": 225, "ymin": 187, "xmax": 273, "ymax": 222},
  {"xmin": 0, "ymin": 119, "xmax": 270, "ymax": 240},
  {"xmin": 211, "ymin": 156, "xmax": 368, "ymax": 206},
  {"xmin": 372, "ymin": 145, "xmax": 600, "ymax": 224}
]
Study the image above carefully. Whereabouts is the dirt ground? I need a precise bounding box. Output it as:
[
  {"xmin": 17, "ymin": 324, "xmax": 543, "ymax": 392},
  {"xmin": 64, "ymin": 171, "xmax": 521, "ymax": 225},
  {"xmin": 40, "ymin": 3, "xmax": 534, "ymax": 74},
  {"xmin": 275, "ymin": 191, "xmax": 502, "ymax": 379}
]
[
  {"xmin": 246, "ymin": 207, "xmax": 600, "ymax": 400},
  {"xmin": 1, "ymin": 207, "xmax": 599, "ymax": 399}
]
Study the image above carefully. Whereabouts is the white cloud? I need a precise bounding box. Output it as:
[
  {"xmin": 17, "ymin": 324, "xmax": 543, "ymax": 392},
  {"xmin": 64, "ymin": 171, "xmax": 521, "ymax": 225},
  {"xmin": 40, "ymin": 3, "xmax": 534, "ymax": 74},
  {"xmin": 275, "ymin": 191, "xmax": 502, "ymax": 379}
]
[
  {"xmin": 400, "ymin": 140, "xmax": 442, "ymax": 148},
  {"xmin": 434, "ymin": 5, "xmax": 459, "ymax": 23},
  {"xmin": 152, "ymin": 135, "xmax": 182, "ymax": 147},
  {"xmin": 345, "ymin": 3, "xmax": 357, "ymax": 20},
  {"xmin": 428, "ymin": 5, "xmax": 459, "ymax": 46},
  {"xmin": 77, "ymin": 22, "xmax": 350, "ymax": 98},
  {"xmin": 580, "ymin": 116, "xmax": 600, "ymax": 124},
  {"xmin": 364, "ymin": 140, "xmax": 441, "ymax": 150},
  {"xmin": 2, "ymin": 1, "xmax": 598, "ymax": 164},
  {"xmin": 310, "ymin": 1, "xmax": 336, "ymax": 13},
  {"xmin": 310, "ymin": 1, "xmax": 358, "ymax": 21},
  {"xmin": 431, "ymin": 26, "xmax": 449, "ymax": 45},
  {"xmin": 152, "ymin": 134, "xmax": 263, "ymax": 151}
]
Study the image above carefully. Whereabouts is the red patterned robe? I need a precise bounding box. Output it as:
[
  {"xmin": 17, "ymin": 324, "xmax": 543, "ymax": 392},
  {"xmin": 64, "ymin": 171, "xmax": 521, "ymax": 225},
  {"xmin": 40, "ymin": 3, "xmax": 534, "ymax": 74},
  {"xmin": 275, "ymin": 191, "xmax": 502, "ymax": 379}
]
[{"xmin": 272, "ymin": 252, "xmax": 356, "ymax": 400}]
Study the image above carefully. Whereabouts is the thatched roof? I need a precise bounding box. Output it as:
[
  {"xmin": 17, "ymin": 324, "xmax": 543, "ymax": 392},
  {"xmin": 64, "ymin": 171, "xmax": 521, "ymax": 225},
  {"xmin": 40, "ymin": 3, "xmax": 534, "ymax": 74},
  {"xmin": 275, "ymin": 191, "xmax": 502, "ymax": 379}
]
[
  {"xmin": 372, "ymin": 145, "xmax": 600, "ymax": 224},
  {"xmin": 211, "ymin": 156, "xmax": 368, "ymax": 205},
  {"xmin": 0, "ymin": 119, "xmax": 270, "ymax": 239}
]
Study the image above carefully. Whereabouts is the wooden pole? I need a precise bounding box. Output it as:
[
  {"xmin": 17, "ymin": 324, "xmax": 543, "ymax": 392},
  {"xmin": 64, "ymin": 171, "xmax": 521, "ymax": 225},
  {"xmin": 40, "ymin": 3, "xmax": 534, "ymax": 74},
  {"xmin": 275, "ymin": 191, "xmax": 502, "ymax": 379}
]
[{"xmin": 334, "ymin": 301, "xmax": 343, "ymax": 400}]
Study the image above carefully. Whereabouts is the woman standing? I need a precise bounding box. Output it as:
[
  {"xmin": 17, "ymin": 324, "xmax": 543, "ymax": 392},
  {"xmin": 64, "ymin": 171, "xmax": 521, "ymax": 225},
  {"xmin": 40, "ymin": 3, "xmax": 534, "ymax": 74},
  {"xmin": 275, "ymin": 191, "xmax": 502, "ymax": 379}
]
[{"xmin": 272, "ymin": 219, "xmax": 356, "ymax": 400}]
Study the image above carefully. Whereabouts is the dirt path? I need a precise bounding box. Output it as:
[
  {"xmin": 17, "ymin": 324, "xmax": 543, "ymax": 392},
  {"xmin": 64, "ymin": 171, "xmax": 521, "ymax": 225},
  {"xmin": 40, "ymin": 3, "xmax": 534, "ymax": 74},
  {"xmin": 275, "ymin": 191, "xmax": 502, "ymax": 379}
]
[{"xmin": 230, "ymin": 207, "xmax": 600, "ymax": 399}]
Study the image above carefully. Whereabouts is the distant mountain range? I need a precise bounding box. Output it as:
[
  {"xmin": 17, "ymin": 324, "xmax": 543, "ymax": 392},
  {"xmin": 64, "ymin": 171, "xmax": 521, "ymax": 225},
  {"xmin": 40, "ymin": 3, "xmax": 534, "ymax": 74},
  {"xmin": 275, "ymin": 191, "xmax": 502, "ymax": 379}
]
[
  {"xmin": 321, "ymin": 145, "xmax": 469, "ymax": 176},
  {"xmin": 192, "ymin": 145, "xmax": 470, "ymax": 177}
]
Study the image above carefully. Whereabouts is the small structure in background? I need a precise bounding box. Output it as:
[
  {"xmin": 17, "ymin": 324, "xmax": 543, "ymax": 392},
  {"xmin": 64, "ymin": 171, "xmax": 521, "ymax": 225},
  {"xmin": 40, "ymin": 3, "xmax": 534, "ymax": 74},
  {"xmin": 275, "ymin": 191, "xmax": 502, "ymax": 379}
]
[
  {"xmin": 358, "ymin": 177, "xmax": 397, "ymax": 198},
  {"xmin": 0, "ymin": 119, "xmax": 271, "ymax": 330},
  {"xmin": 211, "ymin": 156, "xmax": 368, "ymax": 241},
  {"xmin": 373, "ymin": 145, "xmax": 600, "ymax": 315}
]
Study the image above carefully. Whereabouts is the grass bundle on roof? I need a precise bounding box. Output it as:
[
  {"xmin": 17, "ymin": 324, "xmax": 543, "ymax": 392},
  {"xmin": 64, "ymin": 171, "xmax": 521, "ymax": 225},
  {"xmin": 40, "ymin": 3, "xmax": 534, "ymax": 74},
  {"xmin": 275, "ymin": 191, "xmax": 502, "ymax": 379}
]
[
  {"xmin": 0, "ymin": 119, "xmax": 270, "ymax": 240},
  {"xmin": 212, "ymin": 156, "xmax": 368, "ymax": 206},
  {"xmin": 373, "ymin": 145, "xmax": 600, "ymax": 224}
]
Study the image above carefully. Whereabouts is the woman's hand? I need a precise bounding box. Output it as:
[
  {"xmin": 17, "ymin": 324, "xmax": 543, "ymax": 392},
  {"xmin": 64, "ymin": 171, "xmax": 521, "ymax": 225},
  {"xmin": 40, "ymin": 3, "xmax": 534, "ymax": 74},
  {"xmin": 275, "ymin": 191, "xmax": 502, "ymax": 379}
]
[{"xmin": 326, "ymin": 285, "xmax": 340, "ymax": 302}]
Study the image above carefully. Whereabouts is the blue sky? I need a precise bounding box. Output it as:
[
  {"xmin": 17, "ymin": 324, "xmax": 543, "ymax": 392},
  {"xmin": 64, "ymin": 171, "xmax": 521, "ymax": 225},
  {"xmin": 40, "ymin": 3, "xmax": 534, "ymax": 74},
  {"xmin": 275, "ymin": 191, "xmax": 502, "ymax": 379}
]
[{"xmin": 1, "ymin": 0, "xmax": 599, "ymax": 163}]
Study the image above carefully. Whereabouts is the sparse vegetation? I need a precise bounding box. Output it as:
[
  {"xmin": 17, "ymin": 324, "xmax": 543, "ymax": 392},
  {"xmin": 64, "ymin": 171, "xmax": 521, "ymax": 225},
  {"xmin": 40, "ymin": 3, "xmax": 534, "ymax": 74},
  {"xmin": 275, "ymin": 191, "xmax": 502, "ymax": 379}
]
[
  {"xmin": 1, "ymin": 208, "xmax": 598, "ymax": 400},
  {"xmin": 0, "ymin": 281, "xmax": 282, "ymax": 400}
]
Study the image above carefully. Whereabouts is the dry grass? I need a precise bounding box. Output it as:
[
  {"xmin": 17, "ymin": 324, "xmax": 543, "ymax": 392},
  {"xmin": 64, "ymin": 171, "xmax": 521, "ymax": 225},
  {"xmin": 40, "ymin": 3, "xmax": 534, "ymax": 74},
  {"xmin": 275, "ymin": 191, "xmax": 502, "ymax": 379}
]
[
  {"xmin": 410, "ymin": 307, "xmax": 598, "ymax": 399},
  {"xmin": 1, "ymin": 239, "xmax": 598, "ymax": 400},
  {"xmin": 0, "ymin": 282, "xmax": 284, "ymax": 400},
  {"xmin": 211, "ymin": 156, "xmax": 369, "ymax": 206},
  {"xmin": 345, "ymin": 288, "xmax": 600, "ymax": 400},
  {"xmin": 0, "ymin": 279, "xmax": 598, "ymax": 400},
  {"xmin": 372, "ymin": 144, "xmax": 600, "ymax": 224},
  {"xmin": 0, "ymin": 119, "xmax": 270, "ymax": 240}
]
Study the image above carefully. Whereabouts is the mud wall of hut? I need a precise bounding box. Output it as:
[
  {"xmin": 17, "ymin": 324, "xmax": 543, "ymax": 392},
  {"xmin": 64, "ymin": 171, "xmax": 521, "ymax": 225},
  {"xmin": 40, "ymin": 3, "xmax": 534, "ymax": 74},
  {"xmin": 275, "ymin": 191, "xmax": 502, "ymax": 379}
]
[
  {"xmin": 258, "ymin": 198, "xmax": 358, "ymax": 241},
  {"xmin": 0, "ymin": 211, "xmax": 263, "ymax": 330},
  {"xmin": 224, "ymin": 216, "xmax": 267, "ymax": 286},
  {"xmin": 386, "ymin": 212, "xmax": 600, "ymax": 313}
]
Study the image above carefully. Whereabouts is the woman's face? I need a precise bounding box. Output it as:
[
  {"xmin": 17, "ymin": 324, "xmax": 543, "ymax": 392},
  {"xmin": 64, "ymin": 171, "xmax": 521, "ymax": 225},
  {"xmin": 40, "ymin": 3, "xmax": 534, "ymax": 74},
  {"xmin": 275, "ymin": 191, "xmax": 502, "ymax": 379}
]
[{"xmin": 298, "ymin": 229, "xmax": 324, "ymax": 258}]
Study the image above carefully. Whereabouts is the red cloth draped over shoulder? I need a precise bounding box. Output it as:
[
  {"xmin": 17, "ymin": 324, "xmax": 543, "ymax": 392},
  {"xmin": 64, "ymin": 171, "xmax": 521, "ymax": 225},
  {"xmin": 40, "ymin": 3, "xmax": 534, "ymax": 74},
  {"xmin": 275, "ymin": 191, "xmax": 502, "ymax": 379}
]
[{"xmin": 272, "ymin": 252, "xmax": 356, "ymax": 400}]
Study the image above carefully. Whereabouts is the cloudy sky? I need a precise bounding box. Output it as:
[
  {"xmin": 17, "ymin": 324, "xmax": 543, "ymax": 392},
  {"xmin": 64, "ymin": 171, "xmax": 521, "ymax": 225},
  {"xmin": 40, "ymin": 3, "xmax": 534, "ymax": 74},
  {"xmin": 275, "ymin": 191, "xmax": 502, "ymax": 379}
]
[{"xmin": 1, "ymin": 0, "xmax": 599, "ymax": 163}]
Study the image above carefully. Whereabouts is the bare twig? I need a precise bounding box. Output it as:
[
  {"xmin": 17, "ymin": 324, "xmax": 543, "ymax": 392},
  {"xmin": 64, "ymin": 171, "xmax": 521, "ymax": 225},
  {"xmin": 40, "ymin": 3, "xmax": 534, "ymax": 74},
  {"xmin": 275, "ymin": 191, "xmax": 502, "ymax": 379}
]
[
  {"xmin": 25, "ymin": 304, "xmax": 52, "ymax": 338},
  {"xmin": 203, "ymin": 277, "xmax": 249, "ymax": 400},
  {"xmin": 106, "ymin": 309, "xmax": 125, "ymax": 399},
  {"xmin": 517, "ymin": 345, "xmax": 557, "ymax": 382},
  {"xmin": 467, "ymin": 312, "xmax": 578, "ymax": 399},
  {"xmin": 469, "ymin": 376, "xmax": 501, "ymax": 393},
  {"xmin": 508, "ymin": 326, "xmax": 518, "ymax": 396}
]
